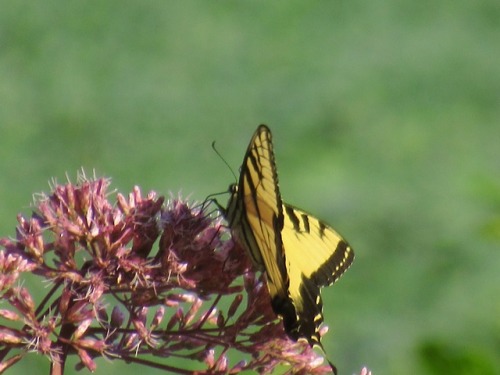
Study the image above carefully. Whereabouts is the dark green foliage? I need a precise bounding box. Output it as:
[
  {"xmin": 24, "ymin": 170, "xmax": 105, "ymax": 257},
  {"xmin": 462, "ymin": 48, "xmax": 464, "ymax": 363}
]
[{"xmin": 419, "ymin": 341, "xmax": 497, "ymax": 375}]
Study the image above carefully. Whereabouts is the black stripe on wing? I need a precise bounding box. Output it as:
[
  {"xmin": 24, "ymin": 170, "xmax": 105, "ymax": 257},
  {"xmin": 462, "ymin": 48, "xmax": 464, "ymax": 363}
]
[
  {"xmin": 312, "ymin": 240, "xmax": 354, "ymax": 287},
  {"xmin": 283, "ymin": 204, "xmax": 354, "ymax": 287}
]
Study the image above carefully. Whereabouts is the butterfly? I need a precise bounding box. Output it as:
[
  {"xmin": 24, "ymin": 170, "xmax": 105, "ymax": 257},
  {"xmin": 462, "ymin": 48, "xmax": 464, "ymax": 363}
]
[{"xmin": 221, "ymin": 124, "xmax": 354, "ymax": 374}]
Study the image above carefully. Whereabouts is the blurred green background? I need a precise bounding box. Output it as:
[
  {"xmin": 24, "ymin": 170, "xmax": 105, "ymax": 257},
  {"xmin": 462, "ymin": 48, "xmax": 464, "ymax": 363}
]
[{"xmin": 1, "ymin": 1, "xmax": 499, "ymax": 374}]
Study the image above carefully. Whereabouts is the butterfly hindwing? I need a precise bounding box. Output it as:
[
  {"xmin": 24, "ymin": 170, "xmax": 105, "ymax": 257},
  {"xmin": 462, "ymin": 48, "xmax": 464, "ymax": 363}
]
[
  {"xmin": 280, "ymin": 203, "xmax": 354, "ymax": 345},
  {"xmin": 223, "ymin": 124, "xmax": 354, "ymax": 357}
]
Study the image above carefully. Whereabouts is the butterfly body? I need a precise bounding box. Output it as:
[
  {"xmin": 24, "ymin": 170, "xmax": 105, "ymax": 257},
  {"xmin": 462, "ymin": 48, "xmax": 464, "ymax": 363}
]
[{"xmin": 223, "ymin": 125, "xmax": 354, "ymax": 372}]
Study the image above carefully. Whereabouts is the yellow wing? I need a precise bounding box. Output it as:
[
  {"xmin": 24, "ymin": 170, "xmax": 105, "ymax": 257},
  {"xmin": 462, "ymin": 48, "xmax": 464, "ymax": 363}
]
[
  {"xmin": 224, "ymin": 124, "xmax": 354, "ymax": 350},
  {"xmin": 280, "ymin": 203, "xmax": 354, "ymax": 346},
  {"xmin": 224, "ymin": 124, "xmax": 289, "ymax": 302}
]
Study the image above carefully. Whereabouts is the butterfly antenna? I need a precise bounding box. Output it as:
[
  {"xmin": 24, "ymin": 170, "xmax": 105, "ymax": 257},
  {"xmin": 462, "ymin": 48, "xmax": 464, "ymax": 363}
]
[
  {"xmin": 212, "ymin": 140, "xmax": 237, "ymax": 184},
  {"xmin": 201, "ymin": 141, "xmax": 230, "ymax": 212}
]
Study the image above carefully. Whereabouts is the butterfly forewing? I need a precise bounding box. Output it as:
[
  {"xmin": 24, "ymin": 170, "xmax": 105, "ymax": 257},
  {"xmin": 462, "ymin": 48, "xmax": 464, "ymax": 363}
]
[{"xmin": 225, "ymin": 125, "xmax": 289, "ymax": 300}]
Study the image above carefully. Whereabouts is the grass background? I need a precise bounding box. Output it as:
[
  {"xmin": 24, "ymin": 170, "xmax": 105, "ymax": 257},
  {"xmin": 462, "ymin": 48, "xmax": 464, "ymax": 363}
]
[{"xmin": 1, "ymin": 1, "xmax": 499, "ymax": 374}]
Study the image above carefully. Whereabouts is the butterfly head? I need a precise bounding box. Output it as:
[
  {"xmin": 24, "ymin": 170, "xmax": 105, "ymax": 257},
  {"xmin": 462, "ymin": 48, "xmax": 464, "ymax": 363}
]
[{"xmin": 228, "ymin": 183, "xmax": 238, "ymax": 195}]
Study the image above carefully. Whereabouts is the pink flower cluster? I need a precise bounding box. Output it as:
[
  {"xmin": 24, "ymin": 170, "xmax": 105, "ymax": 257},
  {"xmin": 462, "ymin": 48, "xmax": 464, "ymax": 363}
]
[{"xmin": 0, "ymin": 177, "xmax": 354, "ymax": 374}]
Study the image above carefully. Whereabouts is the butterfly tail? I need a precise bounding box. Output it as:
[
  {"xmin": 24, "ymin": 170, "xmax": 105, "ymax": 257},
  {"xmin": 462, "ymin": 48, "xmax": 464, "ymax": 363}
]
[
  {"xmin": 313, "ymin": 341, "xmax": 338, "ymax": 375},
  {"xmin": 327, "ymin": 358, "xmax": 338, "ymax": 375}
]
